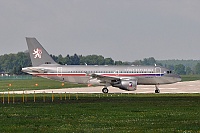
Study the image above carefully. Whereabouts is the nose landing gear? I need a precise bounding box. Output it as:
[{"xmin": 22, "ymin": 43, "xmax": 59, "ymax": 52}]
[{"xmin": 155, "ymin": 85, "xmax": 160, "ymax": 93}]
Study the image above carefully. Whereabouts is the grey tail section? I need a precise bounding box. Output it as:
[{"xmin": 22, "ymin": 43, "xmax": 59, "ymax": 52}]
[{"xmin": 26, "ymin": 37, "xmax": 57, "ymax": 67}]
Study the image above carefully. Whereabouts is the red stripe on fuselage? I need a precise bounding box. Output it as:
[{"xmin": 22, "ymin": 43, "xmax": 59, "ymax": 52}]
[
  {"xmin": 34, "ymin": 73, "xmax": 87, "ymax": 76},
  {"xmin": 33, "ymin": 73, "xmax": 162, "ymax": 77}
]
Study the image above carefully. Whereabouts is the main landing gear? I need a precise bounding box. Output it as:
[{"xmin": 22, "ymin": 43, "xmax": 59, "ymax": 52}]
[
  {"xmin": 102, "ymin": 87, "xmax": 109, "ymax": 93},
  {"xmin": 155, "ymin": 85, "xmax": 160, "ymax": 93}
]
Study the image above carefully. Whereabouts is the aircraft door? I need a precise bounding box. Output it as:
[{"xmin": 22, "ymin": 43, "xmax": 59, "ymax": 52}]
[
  {"xmin": 155, "ymin": 67, "xmax": 161, "ymax": 77},
  {"xmin": 57, "ymin": 67, "xmax": 62, "ymax": 77}
]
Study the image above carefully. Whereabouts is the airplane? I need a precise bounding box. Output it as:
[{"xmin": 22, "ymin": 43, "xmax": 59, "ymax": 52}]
[{"xmin": 22, "ymin": 37, "xmax": 181, "ymax": 93}]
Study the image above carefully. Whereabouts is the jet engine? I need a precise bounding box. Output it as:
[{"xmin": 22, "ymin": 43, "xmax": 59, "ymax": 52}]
[{"xmin": 111, "ymin": 79, "xmax": 137, "ymax": 91}]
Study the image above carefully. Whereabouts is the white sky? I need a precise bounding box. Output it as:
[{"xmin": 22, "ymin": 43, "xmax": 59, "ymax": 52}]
[{"xmin": 0, "ymin": 0, "xmax": 200, "ymax": 61}]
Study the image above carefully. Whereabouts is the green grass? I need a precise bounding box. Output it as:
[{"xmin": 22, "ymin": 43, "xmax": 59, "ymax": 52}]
[
  {"xmin": 181, "ymin": 75, "xmax": 200, "ymax": 81},
  {"xmin": 0, "ymin": 77, "xmax": 87, "ymax": 92},
  {"xmin": 0, "ymin": 94, "xmax": 200, "ymax": 132},
  {"xmin": 0, "ymin": 76, "xmax": 200, "ymax": 132}
]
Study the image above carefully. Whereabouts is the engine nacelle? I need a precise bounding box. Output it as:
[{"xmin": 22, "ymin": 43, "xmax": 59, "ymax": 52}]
[{"xmin": 112, "ymin": 80, "xmax": 137, "ymax": 91}]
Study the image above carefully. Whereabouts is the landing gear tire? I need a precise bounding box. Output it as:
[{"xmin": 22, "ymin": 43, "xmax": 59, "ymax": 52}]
[
  {"xmin": 155, "ymin": 89, "xmax": 160, "ymax": 93},
  {"xmin": 102, "ymin": 88, "xmax": 109, "ymax": 93},
  {"xmin": 155, "ymin": 85, "xmax": 160, "ymax": 93}
]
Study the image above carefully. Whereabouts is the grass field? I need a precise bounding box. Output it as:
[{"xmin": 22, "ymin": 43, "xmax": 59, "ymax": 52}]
[
  {"xmin": 0, "ymin": 94, "xmax": 200, "ymax": 132},
  {"xmin": 181, "ymin": 75, "xmax": 200, "ymax": 81},
  {"xmin": 0, "ymin": 76, "xmax": 200, "ymax": 132},
  {"xmin": 0, "ymin": 77, "xmax": 87, "ymax": 92}
]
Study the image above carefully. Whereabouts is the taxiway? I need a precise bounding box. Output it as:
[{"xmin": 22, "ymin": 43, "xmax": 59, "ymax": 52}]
[{"xmin": 1, "ymin": 80, "xmax": 200, "ymax": 94}]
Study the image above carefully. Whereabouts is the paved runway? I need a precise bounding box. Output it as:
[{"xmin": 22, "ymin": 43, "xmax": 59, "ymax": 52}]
[{"xmin": 2, "ymin": 80, "xmax": 200, "ymax": 94}]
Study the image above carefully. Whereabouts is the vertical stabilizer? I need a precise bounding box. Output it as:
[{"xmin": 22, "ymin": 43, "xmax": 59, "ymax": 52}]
[{"xmin": 26, "ymin": 37, "xmax": 57, "ymax": 66}]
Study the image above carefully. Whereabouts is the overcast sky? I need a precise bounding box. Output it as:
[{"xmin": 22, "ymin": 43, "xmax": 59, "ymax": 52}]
[{"xmin": 0, "ymin": 0, "xmax": 200, "ymax": 61}]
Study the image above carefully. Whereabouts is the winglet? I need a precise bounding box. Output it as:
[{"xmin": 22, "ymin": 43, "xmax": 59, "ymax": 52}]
[{"xmin": 26, "ymin": 37, "xmax": 57, "ymax": 66}]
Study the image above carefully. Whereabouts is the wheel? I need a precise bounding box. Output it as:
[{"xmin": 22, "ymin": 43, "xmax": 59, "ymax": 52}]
[
  {"xmin": 102, "ymin": 88, "xmax": 109, "ymax": 93},
  {"xmin": 155, "ymin": 89, "xmax": 160, "ymax": 93}
]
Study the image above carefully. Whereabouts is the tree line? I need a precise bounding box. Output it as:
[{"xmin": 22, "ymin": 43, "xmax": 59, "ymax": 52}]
[{"xmin": 0, "ymin": 52, "xmax": 200, "ymax": 75}]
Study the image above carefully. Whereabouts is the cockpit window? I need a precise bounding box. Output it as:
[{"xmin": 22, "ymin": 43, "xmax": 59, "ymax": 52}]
[{"xmin": 166, "ymin": 71, "xmax": 172, "ymax": 74}]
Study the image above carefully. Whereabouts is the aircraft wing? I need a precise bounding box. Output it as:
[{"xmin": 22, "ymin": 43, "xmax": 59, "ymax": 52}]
[
  {"xmin": 91, "ymin": 74, "xmax": 118, "ymax": 81},
  {"xmin": 91, "ymin": 73, "xmax": 133, "ymax": 83}
]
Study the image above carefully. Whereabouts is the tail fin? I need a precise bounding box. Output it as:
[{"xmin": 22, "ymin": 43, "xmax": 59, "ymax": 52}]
[{"xmin": 26, "ymin": 37, "xmax": 57, "ymax": 66}]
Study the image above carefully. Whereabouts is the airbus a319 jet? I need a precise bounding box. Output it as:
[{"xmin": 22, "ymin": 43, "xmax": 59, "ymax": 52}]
[{"xmin": 22, "ymin": 38, "xmax": 181, "ymax": 93}]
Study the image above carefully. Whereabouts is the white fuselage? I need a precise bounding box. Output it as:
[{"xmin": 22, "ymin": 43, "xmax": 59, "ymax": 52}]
[{"xmin": 22, "ymin": 64, "xmax": 181, "ymax": 86}]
